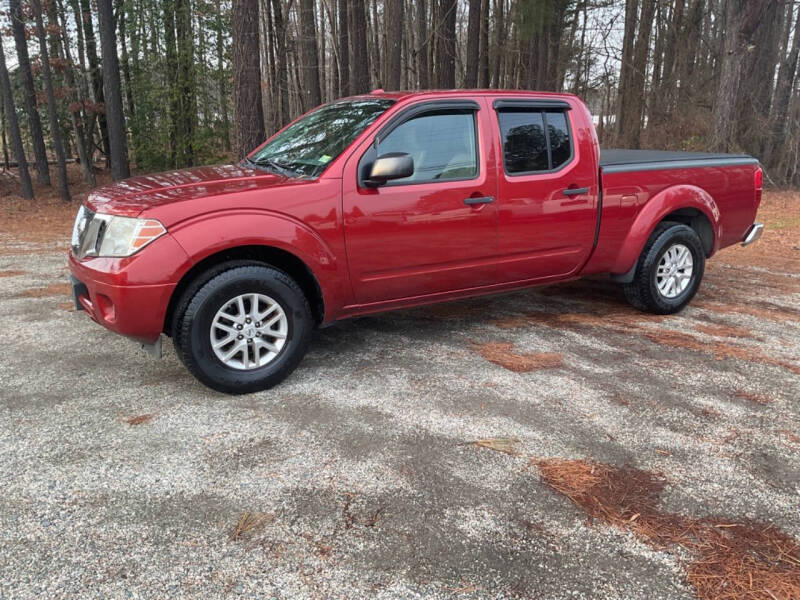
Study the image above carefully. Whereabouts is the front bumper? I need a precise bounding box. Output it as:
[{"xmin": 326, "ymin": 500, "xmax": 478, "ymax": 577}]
[
  {"xmin": 67, "ymin": 234, "xmax": 191, "ymax": 344},
  {"xmin": 69, "ymin": 267, "xmax": 175, "ymax": 344},
  {"xmin": 741, "ymin": 223, "xmax": 764, "ymax": 246}
]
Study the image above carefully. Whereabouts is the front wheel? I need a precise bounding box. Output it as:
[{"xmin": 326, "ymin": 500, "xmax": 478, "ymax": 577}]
[
  {"xmin": 622, "ymin": 222, "xmax": 706, "ymax": 314},
  {"xmin": 173, "ymin": 265, "xmax": 313, "ymax": 394}
]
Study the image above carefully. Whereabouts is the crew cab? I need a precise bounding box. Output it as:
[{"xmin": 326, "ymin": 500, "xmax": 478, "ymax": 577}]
[{"xmin": 69, "ymin": 90, "xmax": 764, "ymax": 394}]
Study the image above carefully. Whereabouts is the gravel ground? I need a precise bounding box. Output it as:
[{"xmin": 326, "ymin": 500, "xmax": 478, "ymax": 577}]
[{"xmin": 1, "ymin": 208, "xmax": 799, "ymax": 599}]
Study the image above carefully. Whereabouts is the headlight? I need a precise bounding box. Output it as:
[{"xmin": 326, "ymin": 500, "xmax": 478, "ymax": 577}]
[{"xmin": 71, "ymin": 207, "xmax": 166, "ymax": 259}]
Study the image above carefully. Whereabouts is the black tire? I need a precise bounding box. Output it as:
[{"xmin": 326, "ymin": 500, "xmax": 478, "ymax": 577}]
[
  {"xmin": 172, "ymin": 265, "xmax": 313, "ymax": 394},
  {"xmin": 622, "ymin": 222, "xmax": 705, "ymax": 315}
]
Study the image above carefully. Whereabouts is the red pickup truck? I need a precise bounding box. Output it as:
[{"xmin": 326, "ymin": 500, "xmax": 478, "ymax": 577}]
[{"xmin": 69, "ymin": 90, "xmax": 764, "ymax": 394}]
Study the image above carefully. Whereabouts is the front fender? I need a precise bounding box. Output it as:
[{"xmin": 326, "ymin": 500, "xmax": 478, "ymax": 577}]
[
  {"xmin": 611, "ymin": 184, "xmax": 720, "ymax": 275},
  {"xmin": 169, "ymin": 210, "xmax": 348, "ymax": 321}
]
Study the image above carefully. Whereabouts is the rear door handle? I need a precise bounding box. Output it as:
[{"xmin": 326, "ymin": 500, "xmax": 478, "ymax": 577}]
[
  {"xmin": 562, "ymin": 187, "xmax": 590, "ymax": 197},
  {"xmin": 463, "ymin": 196, "xmax": 494, "ymax": 205}
]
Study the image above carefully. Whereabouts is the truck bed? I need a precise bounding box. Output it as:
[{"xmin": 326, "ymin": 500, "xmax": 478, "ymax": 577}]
[{"xmin": 600, "ymin": 149, "xmax": 757, "ymax": 172}]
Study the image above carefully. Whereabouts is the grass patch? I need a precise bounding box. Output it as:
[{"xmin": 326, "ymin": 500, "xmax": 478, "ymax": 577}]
[
  {"xmin": 471, "ymin": 437, "xmax": 521, "ymax": 456},
  {"xmin": 229, "ymin": 512, "xmax": 272, "ymax": 541}
]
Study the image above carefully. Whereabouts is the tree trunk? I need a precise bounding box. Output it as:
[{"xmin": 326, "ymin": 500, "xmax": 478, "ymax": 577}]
[
  {"xmin": 436, "ymin": 0, "xmax": 457, "ymax": 87},
  {"xmin": 615, "ymin": 0, "xmax": 639, "ymax": 144},
  {"xmin": 0, "ymin": 93, "xmax": 9, "ymax": 169},
  {"xmin": 216, "ymin": 0, "xmax": 231, "ymax": 148},
  {"xmin": 464, "ymin": 0, "xmax": 481, "ymax": 87},
  {"xmin": 710, "ymin": 0, "xmax": 777, "ymax": 152},
  {"xmin": 80, "ymin": 0, "xmax": 111, "ymax": 166},
  {"xmin": 68, "ymin": 0, "xmax": 93, "ymax": 158},
  {"xmin": 369, "ymin": 0, "xmax": 381, "ymax": 86},
  {"xmin": 0, "ymin": 32, "xmax": 35, "ymax": 198},
  {"xmin": 55, "ymin": 0, "xmax": 95, "ymax": 185},
  {"xmin": 164, "ymin": 1, "xmax": 180, "ymax": 166},
  {"xmin": 337, "ymin": 0, "xmax": 350, "ymax": 95},
  {"xmin": 271, "ymin": 0, "xmax": 290, "ymax": 127},
  {"xmin": 9, "ymin": 0, "xmax": 51, "ymax": 186},
  {"xmin": 298, "ymin": 0, "xmax": 323, "ymax": 109},
  {"xmin": 232, "ymin": 0, "xmax": 266, "ymax": 158},
  {"xmin": 478, "ymin": 0, "xmax": 490, "ymax": 87},
  {"xmin": 492, "ymin": 0, "xmax": 505, "ymax": 87},
  {"xmin": 96, "ymin": 0, "xmax": 131, "ymax": 179},
  {"xmin": 735, "ymin": 0, "xmax": 782, "ymax": 155},
  {"xmin": 385, "ymin": 0, "xmax": 404, "ymax": 90},
  {"xmin": 32, "ymin": 0, "xmax": 70, "ymax": 201},
  {"xmin": 624, "ymin": 0, "xmax": 656, "ymax": 147},
  {"xmin": 763, "ymin": 7, "xmax": 800, "ymax": 170},
  {"xmin": 416, "ymin": 0, "xmax": 429, "ymax": 88},
  {"xmin": 263, "ymin": 0, "xmax": 277, "ymax": 132},
  {"xmin": 349, "ymin": 0, "xmax": 371, "ymax": 94},
  {"xmin": 176, "ymin": 0, "xmax": 197, "ymax": 166},
  {"xmin": 117, "ymin": 0, "xmax": 136, "ymax": 121}
]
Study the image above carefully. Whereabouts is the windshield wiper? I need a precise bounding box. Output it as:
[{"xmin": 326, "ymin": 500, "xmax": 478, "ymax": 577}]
[{"xmin": 244, "ymin": 156, "xmax": 300, "ymax": 178}]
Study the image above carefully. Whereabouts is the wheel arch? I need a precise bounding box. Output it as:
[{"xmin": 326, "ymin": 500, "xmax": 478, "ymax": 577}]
[
  {"xmin": 611, "ymin": 184, "xmax": 720, "ymax": 277},
  {"xmin": 164, "ymin": 244, "xmax": 326, "ymax": 335}
]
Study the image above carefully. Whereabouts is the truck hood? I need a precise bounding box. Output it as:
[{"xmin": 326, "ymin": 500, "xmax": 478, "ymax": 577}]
[{"xmin": 84, "ymin": 163, "xmax": 291, "ymax": 218}]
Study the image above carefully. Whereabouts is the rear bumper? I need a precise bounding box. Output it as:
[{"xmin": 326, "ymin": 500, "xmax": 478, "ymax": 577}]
[
  {"xmin": 741, "ymin": 223, "xmax": 764, "ymax": 246},
  {"xmin": 67, "ymin": 234, "xmax": 190, "ymax": 344}
]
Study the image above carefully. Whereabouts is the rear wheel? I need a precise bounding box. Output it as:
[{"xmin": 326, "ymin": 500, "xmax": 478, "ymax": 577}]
[
  {"xmin": 173, "ymin": 265, "xmax": 313, "ymax": 394},
  {"xmin": 622, "ymin": 222, "xmax": 705, "ymax": 314}
]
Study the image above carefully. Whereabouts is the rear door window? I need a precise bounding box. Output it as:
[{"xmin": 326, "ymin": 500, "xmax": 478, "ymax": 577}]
[
  {"xmin": 497, "ymin": 108, "xmax": 573, "ymax": 174},
  {"xmin": 546, "ymin": 111, "xmax": 572, "ymax": 169}
]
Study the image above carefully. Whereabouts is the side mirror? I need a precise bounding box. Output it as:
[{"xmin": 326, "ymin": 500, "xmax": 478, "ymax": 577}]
[{"xmin": 365, "ymin": 152, "xmax": 414, "ymax": 187}]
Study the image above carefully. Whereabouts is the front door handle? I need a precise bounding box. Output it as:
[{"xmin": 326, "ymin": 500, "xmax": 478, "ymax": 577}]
[
  {"xmin": 562, "ymin": 187, "xmax": 590, "ymax": 197},
  {"xmin": 463, "ymin": 196, "xmax": 494, "ymax": 205}
]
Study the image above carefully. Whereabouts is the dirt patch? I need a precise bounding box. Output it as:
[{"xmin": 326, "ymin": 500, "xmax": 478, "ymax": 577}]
[
  {"xmin": 475, "ymin": 342, "xmax": 563, "ymax": 372},
  {"xmin": 123, "ymin": 414, "xmax": 155, "ymax": 426},
  {"xmin": 720, "ymin": 190, "xmax": 800, "ymax": 271},
  {"xmin": 645, "ymin": 330, "xmax": 800, "ymax": 375},
  {"xmin": 15, "ymin": 283, "xmax": 72, "ymax": 299},
  {"xmin": 780, "ymin": 430, "xmax": 800, "ymax": 445},
  {"xmin": 534, "ymin": 458, "xmax": 800, "ymax": 600},
  {"xmin": 693, "ymin": 300, "xmax": 800, "ymax": 324},
  {"xmin": 492, "ymin": 307, "xmax": 666, "ymax": 334},
  {"xmin": 734, "ymin": 391, "xmax": 773, "ymax": 406},
  {"xmin": 0, "ymin": 164, "xmax": 112, "ymax": 245},
  {"xmin": 694, "ymin": 323, "xmax": 754, "ymax": 339},
  {"xmin": 0, "ymin": 270, "xmax": 28, "ymax": 278}
]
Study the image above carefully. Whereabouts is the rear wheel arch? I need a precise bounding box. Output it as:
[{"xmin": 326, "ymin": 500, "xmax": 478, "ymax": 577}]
[
  {"xmin": 164, "ymin": 245, "xmax": 325, "ymax": 336},
  {"xmin": 611, "ymin": 185, "xmax": 720, "ymax": 277},
  {"xmin": 657, "ymin": 207, "xmax": 714, "ymax": 257}
]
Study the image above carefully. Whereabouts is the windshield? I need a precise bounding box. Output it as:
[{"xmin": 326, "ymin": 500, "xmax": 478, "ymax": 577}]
[{"xmin": 247, "ymin": 98, "xmax": 395, "ymax": 178}]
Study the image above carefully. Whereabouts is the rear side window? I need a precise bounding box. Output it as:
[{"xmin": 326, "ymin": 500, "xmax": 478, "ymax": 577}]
[
  {"xmin": 377, "ymin": 110, "xmax": 478, "ymax": 183},
  {"xmin": 497, "ymin": 109, "xmax": 573, "ymax": 174}
]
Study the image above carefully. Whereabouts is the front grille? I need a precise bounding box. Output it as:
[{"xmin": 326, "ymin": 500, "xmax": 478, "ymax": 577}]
[{"xmin": 71, "ymin": 206, "xmax": 101, "ymax": 259}]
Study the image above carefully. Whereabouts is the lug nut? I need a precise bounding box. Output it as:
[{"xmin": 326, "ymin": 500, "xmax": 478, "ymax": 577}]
[
  {"xmin": 255, "ymin": 332, "xmax": 261, "ymax": 337},
  {"xmin": 236, "ymin": 324, "xmax": 243, "ymax": 330},
  {"xmin": 237, "ymin": 334, "xmax": 243, "ymax": 340},
  {"xmin": 245, "ymin": 318, "xmax": 251, "ymax": 324},
  {"xmin": 255, "ymin": 322, "xmax": 261, "ymax": 327}
]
